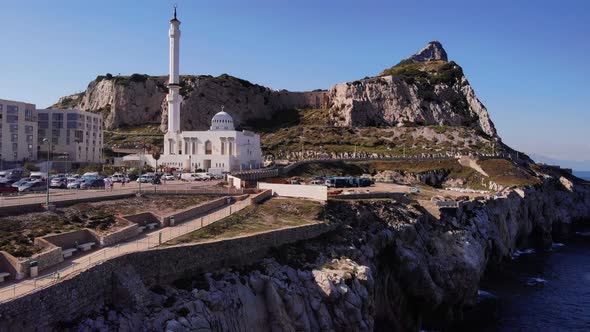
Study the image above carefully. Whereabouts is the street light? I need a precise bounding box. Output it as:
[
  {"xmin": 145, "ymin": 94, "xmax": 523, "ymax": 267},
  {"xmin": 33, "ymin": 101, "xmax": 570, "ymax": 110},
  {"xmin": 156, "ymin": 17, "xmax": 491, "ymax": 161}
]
[{"xmin": 42, "ymin": 138, "xmax": 51, "ymax": 208}]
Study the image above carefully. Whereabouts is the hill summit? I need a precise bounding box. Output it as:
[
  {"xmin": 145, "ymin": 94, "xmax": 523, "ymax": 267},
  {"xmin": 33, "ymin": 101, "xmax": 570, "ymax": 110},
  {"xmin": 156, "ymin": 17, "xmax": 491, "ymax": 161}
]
[{"xmin": 404, "ymin": 40, "xmax": 448, "ymax": 63}]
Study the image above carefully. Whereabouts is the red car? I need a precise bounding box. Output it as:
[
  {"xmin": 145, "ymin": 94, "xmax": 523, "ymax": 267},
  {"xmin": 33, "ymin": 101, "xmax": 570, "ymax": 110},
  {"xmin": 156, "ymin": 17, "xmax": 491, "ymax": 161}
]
[{"xmin": 0, "ymin": 182, "xmax": 18, "ymax": 193}]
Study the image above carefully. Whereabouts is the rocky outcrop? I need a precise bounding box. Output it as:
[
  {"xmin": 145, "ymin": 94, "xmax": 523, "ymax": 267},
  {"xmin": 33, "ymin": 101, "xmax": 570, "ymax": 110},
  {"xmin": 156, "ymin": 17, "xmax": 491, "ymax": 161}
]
[
  {"xmin": 405, "ymin": 40, "xmax": 448, "ymax": 63},
  {"xmin": 53, "ymin": 74, "xmax": 328, "ymax": 131},
  {"xmin": 329, "ymin": 41, "xmax": 497, "ymax": 137}
]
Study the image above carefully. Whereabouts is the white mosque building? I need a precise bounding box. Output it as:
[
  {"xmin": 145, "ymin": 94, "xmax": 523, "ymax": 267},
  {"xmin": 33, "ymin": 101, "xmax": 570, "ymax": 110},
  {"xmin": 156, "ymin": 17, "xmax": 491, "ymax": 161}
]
[{"xmin": 124, "ymin": 7, "xmax": 262, "ymax": 173}]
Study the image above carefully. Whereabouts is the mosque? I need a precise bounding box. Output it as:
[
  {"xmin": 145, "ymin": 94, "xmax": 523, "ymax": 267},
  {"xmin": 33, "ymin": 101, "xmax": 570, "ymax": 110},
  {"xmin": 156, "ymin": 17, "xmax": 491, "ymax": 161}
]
[{"xmin": 125, "ymin": 7, "xmax": 262, "ymax": 173}]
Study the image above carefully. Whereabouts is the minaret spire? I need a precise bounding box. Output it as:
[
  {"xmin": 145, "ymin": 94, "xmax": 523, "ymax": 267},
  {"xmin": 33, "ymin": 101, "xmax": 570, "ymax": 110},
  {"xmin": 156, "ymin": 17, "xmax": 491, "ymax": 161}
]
[{"xmin": 166, "ymin": 4, "xmax": 182, "ymax": 136}]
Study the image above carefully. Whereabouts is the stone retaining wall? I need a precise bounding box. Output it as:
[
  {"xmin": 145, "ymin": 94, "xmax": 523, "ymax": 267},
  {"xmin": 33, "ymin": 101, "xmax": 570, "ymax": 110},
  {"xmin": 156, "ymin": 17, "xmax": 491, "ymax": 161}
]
[
  {"xmin": 251, "ymin": 189, "xmax": 272, "ymax": 204},
  {"xmin": 101, "ymin": 223, "xmax": 140, "ymax": 247},
  {"xmin": 36, "ymin": 229, "xmax": 101, "ymax": 251},
  {"xmin": 122, "ymin": 212, "xmax": 161, "ymax": 226},
  {"xmin": 163, "ymin": 196, "xmax": 230, "ymax": 225},
  {"xmin": 0, "ymin": 221, "xmax": 340, "ymax": 331},
  {"xmin": 0, "ymin": 252, "xmax": 21, "ymax": 281}
]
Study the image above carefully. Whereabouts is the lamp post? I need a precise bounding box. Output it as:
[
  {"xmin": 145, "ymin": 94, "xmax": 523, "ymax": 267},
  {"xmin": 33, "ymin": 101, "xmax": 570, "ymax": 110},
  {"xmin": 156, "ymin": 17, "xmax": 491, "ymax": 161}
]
[{"xmin": 42, "ymin": 138, "xmax": 51, "ymax": 208}]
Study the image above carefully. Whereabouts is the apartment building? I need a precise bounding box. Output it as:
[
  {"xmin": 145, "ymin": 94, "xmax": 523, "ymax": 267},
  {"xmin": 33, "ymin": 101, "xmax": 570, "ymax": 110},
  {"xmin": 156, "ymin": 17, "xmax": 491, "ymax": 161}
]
[
  {"xmin": 37, "ymin": 109, "xmax": 103, "ymax": 165},
  {"xmin": 0, "ymin": 99, "xmax": 38, "ymax": 162}
]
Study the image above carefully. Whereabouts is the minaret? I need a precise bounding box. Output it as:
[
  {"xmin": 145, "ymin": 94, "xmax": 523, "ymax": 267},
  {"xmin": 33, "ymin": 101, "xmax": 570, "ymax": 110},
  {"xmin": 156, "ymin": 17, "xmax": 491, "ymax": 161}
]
[{"xmin": 167, "ymin": 5, "xmax": 181, "ymax": 134}]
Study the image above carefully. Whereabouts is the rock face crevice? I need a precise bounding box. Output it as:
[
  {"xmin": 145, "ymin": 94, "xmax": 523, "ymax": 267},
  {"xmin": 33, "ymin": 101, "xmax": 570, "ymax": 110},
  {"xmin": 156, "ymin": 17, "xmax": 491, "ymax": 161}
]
[{"xmin": 65, "ymin": 177, "xmax": 589, "ymax": 332}]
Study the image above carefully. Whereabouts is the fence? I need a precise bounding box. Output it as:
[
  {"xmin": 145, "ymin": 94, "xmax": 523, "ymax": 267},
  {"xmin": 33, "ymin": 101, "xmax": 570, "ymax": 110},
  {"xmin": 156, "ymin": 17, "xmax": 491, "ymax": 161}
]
[
  {"xmin": 0, "ymin": 181, "xmax": 243, "ymax": 210},
  {"xmin": 0, "ymin": 197, "xmax": 252, "ymax": 303}
]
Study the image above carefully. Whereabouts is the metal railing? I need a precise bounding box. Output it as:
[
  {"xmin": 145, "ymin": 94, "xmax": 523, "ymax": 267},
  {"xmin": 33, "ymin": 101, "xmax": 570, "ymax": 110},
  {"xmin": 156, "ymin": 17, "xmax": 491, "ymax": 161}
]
[
  {"xmin": 0, "ymin": 182, "xmax": 243, "ymax": 208},
  {"xmin": 0, "ymin": 197, "xmax": 252, "ymax": 303}
]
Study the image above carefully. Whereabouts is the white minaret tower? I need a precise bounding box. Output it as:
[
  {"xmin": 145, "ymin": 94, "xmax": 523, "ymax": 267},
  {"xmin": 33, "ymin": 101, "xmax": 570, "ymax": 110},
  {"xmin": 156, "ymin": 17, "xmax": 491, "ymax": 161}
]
[{"xmin": 167, "ymin": 5, "xmax": 181, "ymax": 135}]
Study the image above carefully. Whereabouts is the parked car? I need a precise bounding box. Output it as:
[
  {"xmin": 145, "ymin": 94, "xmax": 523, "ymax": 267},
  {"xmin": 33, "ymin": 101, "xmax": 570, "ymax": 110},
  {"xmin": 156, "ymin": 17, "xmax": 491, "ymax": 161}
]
[
  {"xmin": 29, "ymin": 172, "xmax": 48, "ymax": 181},
  {"xmin": 137, "ymin": 174, "xmax": 155, "ymax": 183},
  {"xmin": 196, "ymin": 173, "xmax": 211, "ymax": 181},
  {"xmin": 67, "ymin": 178, "xmax": 83, "ymax": 189},
  {"xmin": 208, "ymin": 173, "xmax": 224, "ymax": 180},
  {"xmin": 12, "ymin": 178, "xmax": 33, "ymax": 188},
  {"xmin": 110, "ymin": 173, "xmax": 129, "ymax": 183},
  {"xmin": 49, "ymin": 177, "xmax": 67, "ymax": 189},
  {"xmin": 0, "ymin": 182, "xmax": 18, "ymax": 193},
  {"xmin": 18, "ymin": 180, "xmax": 47, "ymax": 192},
  {"xmin": 161, "ymin": 173, "xmax": 175, "ymax": 181},
  {"xmin": 80, "ymin": 179, "xmax": 105, "ymax": 189},
  {"xmin": 180, "ymin": 173, "xmax": 201, "ymax": 181}
]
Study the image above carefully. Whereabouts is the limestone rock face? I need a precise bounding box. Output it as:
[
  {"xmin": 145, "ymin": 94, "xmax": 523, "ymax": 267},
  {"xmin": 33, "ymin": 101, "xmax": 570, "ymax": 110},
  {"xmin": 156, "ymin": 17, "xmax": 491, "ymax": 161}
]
[
  {"xmin": 406, "ymin": 40, "xmax": 448, "ymax": 63},
  {"xmin": 329, "ymin": 71, "xmax": 497, "ymax": 138},
  {"xmin": 52, "ymin": 41, "xmax": 497, "ymax": 139},
  {"xmin": 53, "ymin": 75, "xmax": 328, "ymax": 131}
]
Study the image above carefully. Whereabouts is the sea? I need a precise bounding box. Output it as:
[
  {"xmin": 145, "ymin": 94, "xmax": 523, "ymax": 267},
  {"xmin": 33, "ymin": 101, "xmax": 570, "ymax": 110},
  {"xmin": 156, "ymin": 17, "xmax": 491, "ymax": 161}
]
[
  {"xmin": 574, "ymin": 171, "xmax": 590, "ymax": 181},
  {"xmin": 480, "ymin": 236, "xmax": 590, "ymax": 331}
]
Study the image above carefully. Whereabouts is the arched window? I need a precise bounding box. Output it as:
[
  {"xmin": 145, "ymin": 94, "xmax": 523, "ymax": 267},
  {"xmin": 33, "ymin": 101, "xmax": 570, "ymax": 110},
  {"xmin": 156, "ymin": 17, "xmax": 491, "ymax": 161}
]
[{"xmin": 205, "ymin": 140, "xmax": 212, "ymax": 155}]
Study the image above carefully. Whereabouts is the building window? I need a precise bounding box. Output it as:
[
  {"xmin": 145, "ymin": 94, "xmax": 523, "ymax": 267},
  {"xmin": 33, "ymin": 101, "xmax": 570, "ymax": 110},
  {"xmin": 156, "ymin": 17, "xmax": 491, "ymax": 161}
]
[
  {"xmin": 12, "ymin": 143, "xmax": 17, "ymax": 151},
  {"xmin": 0, "ymin": 104, "xmax": 3, "ymax": 110},
  {"xmin": 26, "ymin": 135, "xmax": 33, "ymax": 143},
  {"xmin": 9, "ymin": 124, "xmax": 17, "ymax": 132},
  {"xmin": 39, "ymin": 113, "xmax": 49, "ymax": 121},
  {"xmin": 52, "ymin": 137, "xmax": 58, "ymax": 145},
  {"xmin": 52, "ymin": 121, "xmax": 63, "ymax": 128},
  {"xmin": 25, "ymin": 109, "xmax": 34, "ymax": 121},
  {"xmin": 39, "ymin": 121, "xmax": 49, "ymax": 129},
  {"xmin": 205, "ymin": 140, "xmax": 212, "ymax": 155},
  {"xmin": 221, "ymin": 141, "xmax": 225, "ymax": 155},
  {"xmin": 27, "ymin": 144, "xmax": 33, "ymax": 150},
  {"xmin": 52, "ymin": 129, "xmax": 60, "ymax": 138},
  {"xmin": 6, "ymin": 105, "xmax": 18, "ymax": 114},
  {"xmin": 25, "ymin": 125, "xmax": 33, "ymax": 134},
  {"xmin": 7, "ymin": 115, "xmax": 18, "ymax": 123}
]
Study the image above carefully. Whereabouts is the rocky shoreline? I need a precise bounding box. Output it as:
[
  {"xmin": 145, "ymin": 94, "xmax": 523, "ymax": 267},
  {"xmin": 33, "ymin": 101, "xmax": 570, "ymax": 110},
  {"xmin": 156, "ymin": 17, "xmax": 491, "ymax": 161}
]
[{"xmin": 64, "ymin": 174, "xmax": 590, "ymax": 332}]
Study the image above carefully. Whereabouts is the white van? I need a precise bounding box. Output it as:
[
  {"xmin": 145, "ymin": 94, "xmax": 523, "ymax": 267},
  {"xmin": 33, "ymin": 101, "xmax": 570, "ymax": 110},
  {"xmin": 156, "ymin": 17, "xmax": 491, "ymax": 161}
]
[
  {"xmin": 30, "ymin": 172, "xmax": 48, "ymax": 181},
  {"xmin": 180, "ymin": 173, "xmax": 200, "ymax": 181}
]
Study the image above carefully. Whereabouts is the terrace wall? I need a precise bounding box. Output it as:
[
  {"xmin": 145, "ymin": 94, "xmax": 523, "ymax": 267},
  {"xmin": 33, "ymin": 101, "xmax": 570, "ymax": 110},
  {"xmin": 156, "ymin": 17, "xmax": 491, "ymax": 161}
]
[
  {"xmin": 122, "ymin": 212, "xmax": 161, "ymax": 226},
  {"xmin": 162, "ymin": 196, "xmax": 230, "ymax": 225},
  {"xmin": 36, "ymin": 229, "xmax": 101, "ymax": 251},
  {"xmin": 0, "ymin": 252, "xmax": 21, "ymax": 281},
  {"xmin": 101, "ymin": 223, "xmax": 140, "ymax": 247},
  {"xmin": 251, "ymin": 189, "xmax": 272, "ymax": 204}
]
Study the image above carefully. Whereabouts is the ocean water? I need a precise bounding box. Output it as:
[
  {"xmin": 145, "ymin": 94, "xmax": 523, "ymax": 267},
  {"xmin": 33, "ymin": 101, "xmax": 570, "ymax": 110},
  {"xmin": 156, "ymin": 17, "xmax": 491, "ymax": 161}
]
[
  {"xmin": 574, "ymin": 171, "xmax": 590, "ymax": 181},
  {"xmin": 480, "ymin": 237, "xmax": 590, "ymax": 331}
]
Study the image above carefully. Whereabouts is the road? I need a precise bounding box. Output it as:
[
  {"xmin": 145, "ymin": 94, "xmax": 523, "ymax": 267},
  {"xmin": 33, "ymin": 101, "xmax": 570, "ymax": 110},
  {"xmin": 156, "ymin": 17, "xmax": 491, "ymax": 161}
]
[{"xmin": 0, "ymin": 180, "xmax": 224, "ymax": 208}]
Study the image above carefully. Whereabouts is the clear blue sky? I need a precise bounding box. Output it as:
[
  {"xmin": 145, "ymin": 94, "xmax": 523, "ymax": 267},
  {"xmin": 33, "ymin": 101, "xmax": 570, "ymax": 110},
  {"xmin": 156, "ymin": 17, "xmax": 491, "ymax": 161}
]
[{"xmin": 0, "ymin": 0, "xmax": 588, "ymax": 167}]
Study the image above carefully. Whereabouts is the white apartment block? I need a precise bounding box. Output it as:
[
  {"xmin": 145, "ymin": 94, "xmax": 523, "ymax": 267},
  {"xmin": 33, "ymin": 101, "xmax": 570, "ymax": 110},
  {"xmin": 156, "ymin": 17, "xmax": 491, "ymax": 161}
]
[
  {"xmin": 0, "ymin": 99, "xmax": 38, "ymax": 162},
  {"xmin": 37, "ymin": 109, "xmax": 103, "ymax": 164}
]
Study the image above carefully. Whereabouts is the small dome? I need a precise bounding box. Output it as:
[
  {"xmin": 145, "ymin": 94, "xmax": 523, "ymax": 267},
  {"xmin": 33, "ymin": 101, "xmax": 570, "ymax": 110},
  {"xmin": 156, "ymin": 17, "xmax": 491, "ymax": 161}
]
[{"xmin": 210, "ymin": 111, "xmax": 235, "ymax": 131}]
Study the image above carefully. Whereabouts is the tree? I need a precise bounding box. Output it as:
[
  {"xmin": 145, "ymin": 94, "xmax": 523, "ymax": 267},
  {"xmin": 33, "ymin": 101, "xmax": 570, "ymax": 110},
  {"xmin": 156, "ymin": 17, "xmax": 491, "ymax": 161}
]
[
  {"xmin": 24, "ymin": 162, "xmax": 40, "ymax": 172},
  {"xmin": 151, "ymin": 149, "xmax": 161, "ymax": 173}
]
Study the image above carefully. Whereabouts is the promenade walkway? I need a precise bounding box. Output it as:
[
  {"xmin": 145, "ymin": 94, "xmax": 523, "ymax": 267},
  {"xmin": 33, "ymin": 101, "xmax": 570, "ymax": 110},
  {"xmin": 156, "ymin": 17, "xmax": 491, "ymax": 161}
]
[{"xmin": 0, "ymin": 196, "xmax": 252, "ymax": 302}]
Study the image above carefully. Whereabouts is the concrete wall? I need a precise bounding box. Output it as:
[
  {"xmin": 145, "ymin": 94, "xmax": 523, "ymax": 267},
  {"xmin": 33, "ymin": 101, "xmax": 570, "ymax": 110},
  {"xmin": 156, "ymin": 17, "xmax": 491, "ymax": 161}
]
[
  {"xmin": 251, "ymin": 189, "xmax": 272, "ymax": 204},
  {"xmin": 0, "ymin": 221, "xmax": 340, "ymax": 331},
  {"xmin": 101, "ymin": 223, "xmax": 140, "ymax": 247},
  {"xmin": 36, "ymin": 229, "xmax": 100, "ymax": 250},
  {"xmin": 122, "ymin": 212, "xmax": 161, "ymax": 226},
  {"xmin": 258, "ymin": 182, "xmax": 328, "ymax": 201},
  {"xmin": 227, "ymin": 175, "xmax": 242, "ymax": 189},
  {"xmin": 162, "ymin": 196, "xmax": 230, "ymax": 225},
  {"xmin": 0, "ymin": 252, "xmax": 21, "ymax": 281}
]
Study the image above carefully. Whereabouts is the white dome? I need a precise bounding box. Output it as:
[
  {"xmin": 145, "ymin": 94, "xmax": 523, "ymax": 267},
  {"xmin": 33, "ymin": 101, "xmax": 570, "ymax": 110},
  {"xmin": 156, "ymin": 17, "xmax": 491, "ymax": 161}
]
[{"xmin": 210, "ymin": 111, "xmax": 235, "ymax": 131}]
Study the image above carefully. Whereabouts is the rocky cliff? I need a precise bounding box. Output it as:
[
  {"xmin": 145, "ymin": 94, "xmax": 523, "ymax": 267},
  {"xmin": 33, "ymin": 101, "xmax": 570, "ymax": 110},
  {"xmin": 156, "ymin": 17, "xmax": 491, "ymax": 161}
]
[
  {"xmin": 328, "ymin": 42, "xmax": 497, "ymax": 137},
  {"xmin": 52, "ymin": 42, "xmax": 497, "ymax": 140},
  {"xmin": 2, "ymin": 171, "xmax": 581, "ymax": 332},
  {"xmin": 53, "ymin": 74, "xmax": 328, "ymax": 131}
]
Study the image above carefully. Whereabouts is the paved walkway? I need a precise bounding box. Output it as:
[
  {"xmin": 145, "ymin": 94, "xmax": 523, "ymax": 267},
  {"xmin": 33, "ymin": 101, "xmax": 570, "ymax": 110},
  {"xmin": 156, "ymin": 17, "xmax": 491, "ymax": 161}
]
[{"xmin": 0, "ymin": 197, "xmax": 252, "ymax": 302}]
